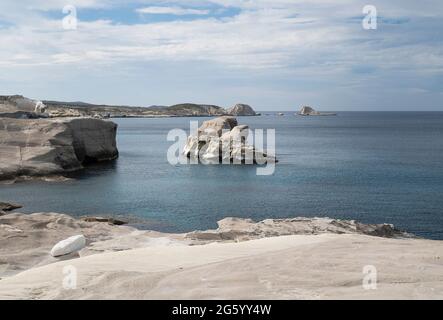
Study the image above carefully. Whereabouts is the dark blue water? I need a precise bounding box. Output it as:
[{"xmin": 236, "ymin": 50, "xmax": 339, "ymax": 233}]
[{"xmin": 1, "ymin": 112, "xmax": 443, "ymax": 239}]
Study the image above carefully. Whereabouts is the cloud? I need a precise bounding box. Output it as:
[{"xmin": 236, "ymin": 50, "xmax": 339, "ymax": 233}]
[
  {"xmin": 0, "ymin": 0, "xmax": 442, "ymax": 109},
  {"xmin": 136, "ymin": 6, "xmax": 210, "ymax": 16}
]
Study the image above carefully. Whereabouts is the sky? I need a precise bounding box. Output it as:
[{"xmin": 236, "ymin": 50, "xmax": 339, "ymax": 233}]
[{"xmin": 0, "ymin": 0, "xmax": 442, "ymax": 111}]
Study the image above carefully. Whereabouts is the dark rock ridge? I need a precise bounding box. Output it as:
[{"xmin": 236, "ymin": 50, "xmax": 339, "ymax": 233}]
[
  {"xmin": 186, "ymin": 217, "xmax": 413, "ymax": 242},
  {"xmin": 81, "ymin": 217, "xmax": 128, "ymax": 226},
  {"xmin": 0, "ymin": 117, "xmax": 118, "ymax": 180},
  {"xmin": 0, "ymin": 202, "xmax": 23, "ymax": 215}
]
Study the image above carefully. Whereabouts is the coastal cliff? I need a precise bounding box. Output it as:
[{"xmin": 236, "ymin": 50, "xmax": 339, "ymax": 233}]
[
  {"xmin": 1, "ymin": 95, "xmax": 259, "ymax": 118},
  {"xmin": 0, "ymin": 117, "xmax": 118, "ymax": 181}
]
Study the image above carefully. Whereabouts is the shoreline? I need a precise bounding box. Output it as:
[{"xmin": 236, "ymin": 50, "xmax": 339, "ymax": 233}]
[{"xmin": 1, "ymin": 211, "xmax": 442, "ymax": 299}]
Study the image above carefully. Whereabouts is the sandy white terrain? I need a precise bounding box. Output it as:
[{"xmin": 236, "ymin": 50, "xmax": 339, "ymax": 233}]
[{"xmin": 1, "ymin": 212, "xmax": 442, "ymax": 300}]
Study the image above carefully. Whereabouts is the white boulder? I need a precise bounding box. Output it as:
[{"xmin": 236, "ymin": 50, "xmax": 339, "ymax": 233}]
[{"xmin": 50, "ymin": 235, "xmax": 86, "ymax": 257}]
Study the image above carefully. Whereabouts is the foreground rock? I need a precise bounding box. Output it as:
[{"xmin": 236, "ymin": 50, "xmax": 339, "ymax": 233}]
[
  {"xmin": 298, "ymin": 106, "xmax": 337, "ymax": 116},
  {"xmin": 183, "ymin": 116, "xmax": 276, "ymax": 164},
  {"xmin": 0, "ymin": 212, "xmax": 413, "ymax": 277},
  {"xmin": 227, "ymin": 104, "xmax": 257, "ymax": 116},
  {"xmin": 0, "ymin": 212, "xmax": 176, "ymax": 276},
  {"xmin": 186, "ymin": 217, "xmax": 411, "ymax": 241},
  {"xmin": 50, "ymin": 235, "xmax": 86, "ymax": 257},
  {"xmin": 0, "ymin": 212, "xmax": 442, "ymax": 299},
  {"xmin": 0, "ymin": 117, "xmax": 118, "ymax": 180},
  {"xmin": 51, "ymin": 235, "xmax": 86, "ymax": 258}
]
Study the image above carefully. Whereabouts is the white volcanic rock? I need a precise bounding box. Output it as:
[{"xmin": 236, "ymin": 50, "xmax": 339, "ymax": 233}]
[
  {"xmin": 0, "ymin": 117, "xmax": 119, "ymax": 180},
  {"xmin": 227, "ymin": 104, "xmax": 257, "ymax": 116},
  {"xmin": 186, "ymin": 217, "xmax": 412, "ymax": 242},
  {"xmin": 183, "ymin": 116, "xmax": 276, "ymax": 164},
  {"xmin": 0, "ymin": 95, "xmax": 49, "ymax": 119},
  {"xmin": 34, "ymin": 101, "xmax": 47, "ymax": 114},
  {"xmin": 198, "ymin": 116, "xmax": 238, "ymax": 139},
  {"xmin": 50, "ymin": 235, "xmax": 87, "ymax": 257}
]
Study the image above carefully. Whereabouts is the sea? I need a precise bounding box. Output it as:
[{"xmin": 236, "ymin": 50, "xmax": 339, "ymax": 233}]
[{"xmin": 1, "ymin": 112, "xmax": 443, "ymax": 239}]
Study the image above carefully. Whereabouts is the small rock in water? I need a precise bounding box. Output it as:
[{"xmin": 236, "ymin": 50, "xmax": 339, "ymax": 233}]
[{"xmin": 50, "ymin": 235, "xmax": 86, "ymax": 257}]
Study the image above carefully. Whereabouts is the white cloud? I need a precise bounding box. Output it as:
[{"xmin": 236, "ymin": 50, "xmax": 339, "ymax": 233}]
[
  {"xmin": 0, "ymin": 0, "xmax": 442, "ymax": 108},
  {"xmin": 136, "ymin": 6, "xmax": 210, "ymax": 15}
]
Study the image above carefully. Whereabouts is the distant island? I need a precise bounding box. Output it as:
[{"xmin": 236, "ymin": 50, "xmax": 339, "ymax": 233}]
[
  {"xmin": 298, "ymin": 106, "xmax": 337, "ymax": 116},
  {"xmin": 0, "ymin": 95, "xmax": 258, "ymax": 119}
]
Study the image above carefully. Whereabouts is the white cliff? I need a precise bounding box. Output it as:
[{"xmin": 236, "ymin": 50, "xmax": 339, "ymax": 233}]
[{"xmin": 0, "ymin": 117, "xmax": 119, "ymax": 180}]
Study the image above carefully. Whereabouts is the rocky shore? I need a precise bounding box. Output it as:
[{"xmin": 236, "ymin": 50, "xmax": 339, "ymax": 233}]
[{"xmin": 1, "ymin": 209, "xmax": 442, "ymax": 299}]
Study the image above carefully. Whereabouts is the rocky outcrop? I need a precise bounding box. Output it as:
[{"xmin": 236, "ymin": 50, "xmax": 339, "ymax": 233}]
[
  {"xmin": 227, "ymin": 104, "xmax": 257, "ymax": 116},
  {"xmin": 0, "ymin": 95, "xmax": 48, "ymax": 119},
  {"xmin": 0, "ymin": 117, "xmax": 118, "ymax": 180},
  {"xmin": 298, "ymin": 106, "xmax": 336, "ymax": 116},
  {"xmin": 186, "ymin": 217, "xmax": 412, "ymax": 242},
  {"xmin": 183, "ymin": 116, "xmax": 276, "ymax": 164}
]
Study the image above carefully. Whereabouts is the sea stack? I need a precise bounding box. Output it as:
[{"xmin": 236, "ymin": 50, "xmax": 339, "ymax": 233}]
[
  {"xmin": 183, "ymin": 116, "xmax": 276, "ymax": 164},
  {"xmin": 298, "ymin": 106, "xmax": 336, "ymax": 116}
]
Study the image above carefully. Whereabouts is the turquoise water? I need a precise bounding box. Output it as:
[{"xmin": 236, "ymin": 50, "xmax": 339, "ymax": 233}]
[{"xmin": 2, "ymin": 112, "xmax": 443, "ymax": 239}]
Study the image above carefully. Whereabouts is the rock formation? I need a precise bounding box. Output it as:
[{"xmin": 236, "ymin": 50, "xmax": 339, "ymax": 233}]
[
  {"xmin": 227, "ymin": 104, "xmax": 257, "ymax": 116},
  {"xmin": 298, "ymin": 106, "xmax": 336, "ymax": 116},
  {"xmin": 0, "ymin": 95, "xmax": 48, "ymax": 119},
  {"xmin": 186, "ymin": 217, "xmax": 412, "ymax": 242},
  {"xmin": 0, "ymin": 117, "xmax": 119, "ymax": 180},
  {"xmin": 50, "ymin": 235, "xmax": 87, "ymax": 257},
  {"xmin": 183, "ymin": 116, "xmax": 276, "ymax": 164}
]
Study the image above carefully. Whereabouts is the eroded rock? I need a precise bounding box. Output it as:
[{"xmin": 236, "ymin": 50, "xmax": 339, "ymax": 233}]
[
  {"xmin": 0, "ymin": 117, "xmax": 119, "ymax": 180},
  {"xmin": 186, "ymin": 217, "xmax": 411, "ymax": 242},
  {"xmin": 183, "ymin": 116, "xmax": 276, "ymax": 164}
]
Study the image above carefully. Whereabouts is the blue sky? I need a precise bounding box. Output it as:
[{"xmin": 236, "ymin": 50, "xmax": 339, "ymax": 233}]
[{"xmin": 0, "ymin": 0, "xmax": 442, "ymax": 111}]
